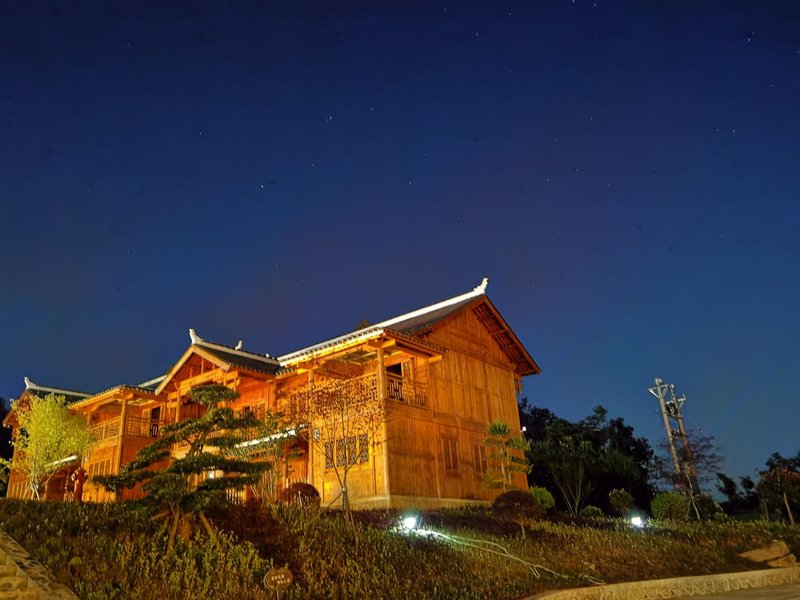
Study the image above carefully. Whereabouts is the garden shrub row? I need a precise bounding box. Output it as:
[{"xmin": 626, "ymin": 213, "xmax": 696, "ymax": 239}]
[{"xmin": 1, "ymin": 499, "xmax": 799, "ymax": 599}]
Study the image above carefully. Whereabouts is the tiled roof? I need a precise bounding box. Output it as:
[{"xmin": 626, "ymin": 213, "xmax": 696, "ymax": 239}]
[
  {"xmin": 277, "ymin": 278, "xmax": 489, "ymax": 364},
  {"xmin": 275, "ymin": 277, "xmax": 540, "ymax": 377},
  {"xmin": 198, "ymin": 344, "xmax": 283, "ymax": 375},
  {"xmin": 137, "ymin": 375, "xmax": 166, "ymax": 391},
  {"xmin": 383, "ymin": 296, "xmax": 478, "ymax": 334},
  {"xmin": 69, "ymin": 384, "xmax": 161, "ymax": 408},
  {"xmin": 21, "ymin": 377, "xmax": 92, "ymax": 405}
]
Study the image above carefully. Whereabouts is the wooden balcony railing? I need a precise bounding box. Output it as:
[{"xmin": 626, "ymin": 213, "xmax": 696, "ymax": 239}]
[
  {"xmin": 287, "ymin": 372, "xmax": 427, "ymax": 410},
  {"xmin": 125, "ymin": 416, "xmax": 165, "ymax": 438},
  {"xmin": 386, "ymin": 373, "xmax": 427, "ymax": 407},
  {"xmin": 90, "ymin": 417, "xmax": 121, "ymax": 441},
  {"xmin": 90, "ymin": 416, "xmax": 164, "ymax": 442}
]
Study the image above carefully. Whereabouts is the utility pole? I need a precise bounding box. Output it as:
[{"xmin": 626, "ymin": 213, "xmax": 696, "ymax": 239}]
[{"xmin": 648, "ymin": 378, "xmax": 700, "ymax": 495}]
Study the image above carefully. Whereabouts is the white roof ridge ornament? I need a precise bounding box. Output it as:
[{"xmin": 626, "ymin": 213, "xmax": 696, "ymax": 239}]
[
  {"xmin": 24, "ymin": 376, "xmax": 34, "ymax": 389},
  {"xmin": 188, "ymin": 328, "xmax": 202, "ymax": 344},
  {"xmin": 235, "ymin": 340, "xmax": 243, "ymax": 350},
  {"xmin": 474, "ymin": 277, "xmax": 489, "ymax": 294}
]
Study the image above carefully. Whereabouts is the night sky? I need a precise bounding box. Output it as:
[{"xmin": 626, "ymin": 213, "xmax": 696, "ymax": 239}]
[{"xmin": 1, "ymin": 2, "xmax": 798, "ymax": 482}]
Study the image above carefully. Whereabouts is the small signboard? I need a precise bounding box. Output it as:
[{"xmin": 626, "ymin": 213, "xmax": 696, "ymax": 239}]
[{"xmin": 264, "ymin": 565, "xmax": 293, "ymax": 599}]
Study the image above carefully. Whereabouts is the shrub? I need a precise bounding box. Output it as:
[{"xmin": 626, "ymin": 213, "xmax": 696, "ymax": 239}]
[
  {"xmin": 652, "ymin": 493, "xmax": 690, "ymax": 521},
  {"xmin": 693, "ymin": 493, "xmax": 725, "ymax": 521},
  {"xmin": 608, "ymin": 489, "xmax": 634, "ymax": 516},
  {"xmin": 278, "ymin": 482, "xmax": 320, "ymax": 507},
  {"xmin": 529, "ymin": 486, "xmax": 555, "ymax": 512},
  {"xmin": 492, "ymin": 490, "xmax": 545, "ymax": 518},
  {"xmin": 580, "ymin": 505, "xmax": 604, "ymax": 519}
]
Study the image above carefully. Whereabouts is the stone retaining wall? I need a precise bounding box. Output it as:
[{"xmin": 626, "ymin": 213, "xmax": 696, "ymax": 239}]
[{"xmin": 0, "ymin": 531, "xmax": 78, "ymax": 600}]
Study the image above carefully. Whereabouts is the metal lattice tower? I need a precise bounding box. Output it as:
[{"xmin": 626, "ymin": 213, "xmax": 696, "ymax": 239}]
[{"xmin": 648, "ymin": 378, "xmax": 700, "ymax": 495}]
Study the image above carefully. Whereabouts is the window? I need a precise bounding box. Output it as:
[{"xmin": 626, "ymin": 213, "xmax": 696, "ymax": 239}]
[
  {"xmin": 324, "ymin": 435, "xmax": 370, "ymax": 470},
  {"xmin": 87, "ymin": 459, "xmax": 113, "ymax": 478},
  {"xmin": 443, "ymin": 438, "xmax": 458, "ymax": 472},
  {"xmin": 473, "ymin": 444, "xmax": 487, "ymax": 477},
  {"xmin": 336, "ymin": 439, "xmax": 347, "ymax": 467},
  {"xmin": 358, "ymin": 433, "xmax": 369, "ymax": 463}
]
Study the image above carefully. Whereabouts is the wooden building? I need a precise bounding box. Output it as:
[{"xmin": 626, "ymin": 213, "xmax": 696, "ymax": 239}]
[
  {"xmin": 3, "ymin": 379, "xmax": 92, "ymax": 501},
  {"xmin": 3, "ymin": 279, "xmax": 540, "ymax": 508}
]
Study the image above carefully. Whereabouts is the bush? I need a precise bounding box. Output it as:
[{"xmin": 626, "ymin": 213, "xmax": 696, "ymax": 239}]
[
  {"xmin": 278, "ymin": 482, "xmax": 320, "ymax": 507},
  {"xmin": 580, "ymin": 505, "xmax": 604, "ymax": 519},
  {"xmin": 4, "ymin": 498, "xmax": 800, "ymax": 599},
  {"xmin": 492, "ymin": 490, "xmax": 545, "ymax": 518},
  {"xmin": 652, "ymin": 493, "xmax": 691, "ymax": 521},
  {"xmin": 608, "ymin": 489, "xmax": 634, "ymax": 516},
  {"xmin": 529, "ymin": 486, "xmax": 555, "ymax": 512},
  {"xmin": 693, "ymin": 493, "xmax": 725, "ymax": 521}
]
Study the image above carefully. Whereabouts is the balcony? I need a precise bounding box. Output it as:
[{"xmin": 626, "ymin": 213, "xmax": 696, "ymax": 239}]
[
  {"xmin": 90, "ymin": 416, "xmax": 164, "ymax": 444},
  {"xmin": 125, "ymin": 416, "xmax": 164, "ymax": 438},
  {"xmin": 287, "ymin": 372, "xmax": 427, "ymax": 410},
  {"xmin": 386, "ymin": 373, "xmax": 427, "ymax": 407}
]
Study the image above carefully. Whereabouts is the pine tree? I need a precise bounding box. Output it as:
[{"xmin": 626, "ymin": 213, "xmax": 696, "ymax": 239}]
[
  {"xmin": 483, "ymin": 420, "xmax": 531, "ymax": 492},
  {"xmin": 96, "ymin": 384, "xmax": 268, "ymax": 548}
]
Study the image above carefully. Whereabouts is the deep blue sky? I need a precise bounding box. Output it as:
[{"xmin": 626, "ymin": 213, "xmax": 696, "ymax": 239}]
[{"xmin": 1, "ymin": 1, "xmax": 798, "ymax": 482}]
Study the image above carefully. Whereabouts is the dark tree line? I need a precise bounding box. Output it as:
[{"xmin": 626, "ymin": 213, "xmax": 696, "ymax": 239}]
[
  {"xmin": 716, "ymin": 451, "xmax": 800, "ymax": 524},
  {"xmin": 519, "ymin": 401, "xmax": 654, "ymax": 515},
  {"xmin": 0, "ymin": 398, "xmax": 12, "ymax": 496},
  {"xmin": 519, "ymin": 399, "xmax": 800, "ymax": 524}
]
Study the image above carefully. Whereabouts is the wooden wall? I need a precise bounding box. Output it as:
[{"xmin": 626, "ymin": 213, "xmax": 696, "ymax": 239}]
[{"xmin": 386, "ymin": 305, "xmax": 528, "ymax": 505}]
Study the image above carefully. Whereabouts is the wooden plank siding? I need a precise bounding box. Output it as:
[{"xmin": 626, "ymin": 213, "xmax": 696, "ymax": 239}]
[{"xmin": 383, "ymin": 307, "xmax": 528, "ymax": 506}]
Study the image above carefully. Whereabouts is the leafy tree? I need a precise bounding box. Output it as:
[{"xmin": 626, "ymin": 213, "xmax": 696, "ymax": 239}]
[
  {"xmin": 693, "ymin": 493, "xmax": 724, "ymax": 520},
  {"xmin": 716, "ymin": 472, "xmax": 740, "ymax": 505},
  {"xmin": 533, "ymin": 437, "xmax": 598, "ymax": 516},
  {"xmin": 96, "ymin": 384, "xmax": 268, "ymax": 548},
  {"xmin": 0, "ymin": 398, "xmax": 12, "ymax": 462},
  {"xmin": 232, "ymin": 410, "xmax": 296, "ymax": 504},
  {"xmin": 608, "ymin": 488, "xmax": 634, "ymax": 517},
  {"xmin": 739, "ymin": 475, "xmax": 759, "ymax": 511},
  {"xmin": 651, "ymin": 492, "xmax": 690, "ymax": 521},
  {"xmin": 765, "ymin": 451, "xmax": 800, "ymax": 472},
  {"xmin": 483, "ymin": 420, "xmax": 531, "ymax": 492},
  {"xmin": 529, "ymin": 486, "xmax": 555, "ymax": 512},
  {"xmin": 653, "ymin": 430, "xmax": 723, "ymax": 493},
  {"xmin": 580, "ymin": 505, "xmax": 604, "ymax": 519},
  {"xmin": 0, "ymin": 398, "xmax": 10, "ymax": 497},
  {"xmin": 521, "ymin": 401, "xmax": 654, "ymax": 513},
  {"xmin": 0, "ymin": 393, "xmax": 95, "ymax": 499},
  {"xmin": 758, "ymin": 467, "xmax": 800, "ymax": 526},
  {"xmin": 286, "ymin": 374, "xmax": 386, "ymax": 526}
]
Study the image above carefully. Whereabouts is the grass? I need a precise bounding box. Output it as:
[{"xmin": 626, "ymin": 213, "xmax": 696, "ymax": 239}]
[{"xmin": 0, "ymin": 499, "xmax": 798, "ymax": 599}]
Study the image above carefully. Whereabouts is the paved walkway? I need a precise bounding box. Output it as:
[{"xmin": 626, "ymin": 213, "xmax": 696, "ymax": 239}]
[
  {"xmin": 679, "ymin": 583, "xmax": 800, "ymax": 599},
  {"xmin": 530, "ymin": 567, "xmax": 800, "ymax": 600}
]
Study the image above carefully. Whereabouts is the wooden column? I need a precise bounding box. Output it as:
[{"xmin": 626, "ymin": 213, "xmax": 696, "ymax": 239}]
[
  {"xmin": 175, "ymin": 388, "xmax": 182, "ymax": 423},
  {"xmin": 114, "ymin": 397, "xmax": 128, "ymax": 476},
  {"xmin": 377, "ymin": 345, "xmax": 390, "ymax": 501},
  {"xmin": 306, "ymin": 372, "xmax": 314, "ymax": 491}
]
